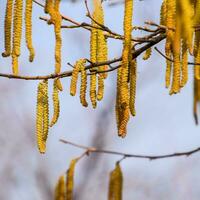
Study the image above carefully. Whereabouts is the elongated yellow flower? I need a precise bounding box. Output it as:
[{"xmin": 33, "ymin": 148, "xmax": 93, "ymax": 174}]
[
  {"xmin": 66, "ymin": 159, "xmax": 77, "ymax": 200},
  {"xmin": 13, "ymin": 0, "xmax": 23, "ymax": 57},
  {"xmin": 45, "ymin": 0, "xmax": 53, "ymax": 14},
  {"xmin": 177, "ymin": 0, "xmax": 193, "ymax": 53},
  {"xmin": 50, "ymin": 80, "xmax": 60, "ymax": 127},
  {"xmin": 180, "ymin": 40, "xmax": 188, "ymax": 87},
  {"xmin": 70, "ymin": 59, "xmax": 86, "ymax": 96},
  {"xmin": 54, "ymin": 175, "xmax": 66, "ymax": 200},
  {"xmin": 108, "ymin": 163, "xmax": 123, "ymax": 200},
  {"xmin": 170, "ymin": 18, "xmax": 181, "ymax": 94},
  {"xmin": 2, "ymin": 0, "xmax": 13, "ymax": 57},
  {"xmin": 36, "ymin": 80, "xmax": 49, "ymax": 154},
  {"xmin": 25, "ymin": 0, "xmax": 35, "ymax": 62},
  {"xmin": 80, "ymin": 62, "xmax": 88, "ymax": 107},
  {"xmin": 160, "ymin": 0, "xmax": 167, "ymax": 26},
  {"xmin": 129, "ymin": 59, "xmax": 137, "ymax": 116}
]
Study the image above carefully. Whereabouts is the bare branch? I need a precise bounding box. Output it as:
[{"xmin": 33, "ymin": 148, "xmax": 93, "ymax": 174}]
[{"xmin": 60, "ymin": 139, "xmax": 200, "ymax": 161}]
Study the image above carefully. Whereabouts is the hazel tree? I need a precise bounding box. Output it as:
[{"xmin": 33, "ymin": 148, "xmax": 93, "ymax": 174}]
[{"xmin": 1, "ymin": 0, "xmax": 200, "ymax": 199}]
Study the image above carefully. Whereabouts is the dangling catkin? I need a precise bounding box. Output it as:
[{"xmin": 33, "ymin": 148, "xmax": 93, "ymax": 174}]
[
  {"xmin": 54, "ymin": 175, "xmax": 66, "ymax": 200},
  {"xmin": 89, "ymin": 10, "xmax": 98, "ymax": 108},
  {"xmin": 25, "ymin": 0, "xmax": 35, "ymax": 62},
  {"xmin": 50, "ymin": 80, "xmax": 60, "ymax": 127},
  {"xmin": 2, "ymin": 0, "xmax": 13, "ymax": 57},
  {"xmin": 160, "ymin": 0, "xmax": 167, "ymax": 26},
  {"xmin": 36, "ymin": 81, "xmax": 46, "ymax": 153},
  {"xmin": 108, "ymin": 163, "xmax": 123, "ymax": 200},
  {"xmin": 42, "ymin": 80, "xmax": 49, "ymax": 142},
  {"xmin": 66, "ymin": 159, "xmax": 77, "ymax": 200},
  {"xmin": 116, "ymin": 0, "xmax": 133, "ymax": 137},
  {"xmin": 13, "ymin": 0, "xmax": 23, "ymax": 57},
  {"xmin": 170, "ymin": 17, "xmax": 181, "ymax": 95},
  {"xmin": 80, "ymin": 61, "xmax": 88, "ymax": 107},
  {"xmin": 129, "ymin": 59, "xmax": 137, "ymax": 116},
  {"xmin": 36, "ymin": 80, "xmax": 49, "ymax": 154},
  {"xmin": 180, "ymin": 40, "xmax": 188, "ymax": 87},
  {"xmin": 70, "ymin": 59, "xmax": 86, "ymax": 96},
  {"xmin": 45, "ymin": 0, "xmax": 53, "ymax": 14}
]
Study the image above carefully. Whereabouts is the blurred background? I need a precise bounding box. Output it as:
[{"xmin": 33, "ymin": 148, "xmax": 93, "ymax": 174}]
[{"xmin": 1, "ymin": 0, "xmax": 200, "ymax": 199}]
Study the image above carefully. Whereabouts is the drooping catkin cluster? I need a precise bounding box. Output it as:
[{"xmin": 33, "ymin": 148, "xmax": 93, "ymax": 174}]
[
  {"xmin": 36, "ymin": 80, "xmax": 49, "ymax": 154},
  {"xmin": 116, "ymin": 0, "xmax": 135, "ymax": 138},
  {"xmin": 160, "ymin": 0, "xmax": 194, "ymax": 94},
  {"xmin": 54, "ymin": 159, "xmax": 78, "ymax": 200},
  {"xmin": 70, "ymin": 59, "xmax": 88, "ymax": 107},
  {"xmin": 2, "ymin": 0, "xmax": 35, "ymax": 74},
  {"xmin": 108, "ymin": 163, "xmax": 123, "ymax": 200},
  {"xmin": 90, "ymin": 0, "xmax": 108, "ymax": 108}
]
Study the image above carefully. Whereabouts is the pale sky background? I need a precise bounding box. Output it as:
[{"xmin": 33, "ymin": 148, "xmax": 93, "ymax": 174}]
[{"xmin": 1, "ymin": 0, "xmax": 200, "ymax": 200}]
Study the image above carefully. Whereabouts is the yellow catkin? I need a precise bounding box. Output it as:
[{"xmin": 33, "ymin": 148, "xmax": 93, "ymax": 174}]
[
  {"xmin": 2, "ymin": 0, "xmax": 13, "ymax": 57},
  {"xmin": 50, "ymin": 80, "xmax": 60, "ymax": 127},
  {"xmin": 160, "ymin": 0, "xmax": 167, "ymax": 26},
  {"xmin": 80, "ymin": 62, "xmax": 88, "ymax": 107},
  {"xmin": 96, "ymin": 0, "xmax": 108, "ymax": 101},
  {"xmin": 36, "ymin": 82, "xmax": 46, "ymax": 153},
  {"xmin": 70, "ymin": 59, "xmax": 86, "ymax": 96},
  {"xmin": 177, "ymin": 0, "xmax": 194, "ymax": 54},
  {"xmin": 66, "ymin": 159, "xmax": 77, "ymax": 200},
  {"xmin": 170, "ymin": 15, "xmax": 181, "ymax": 95},
  {"xmin": 25, "ymin": 0, "xmax": 35, "ymax": 62},
  {"xmin": 180, "ymin": 40, "xmax": 188, "ymax": 87},
  {"xmin": 143, "ymin": 47, "xmax": 152, "ymax": 60},
  {"xmin": 55, "ymin": 175, "xmax": 66, "ymax": 200},
  {"xmin": 117, "ymin": 0, "xmax": 133, "ymax": 137},
  {"xmin": 42, "ymin": 80, "xmax": 49, "ymax": 142},
  {"xmin": 108, "ymin": 163, "xmax": 123, "ymax": 200},
  {"xmin": 13, "ymin": 0, "xmax": 23, "ymax": 57},
  {"xmin": 89, "ymin": 1, "xmax": 99, "ymax": 108},
  {"xmin": 12, "ymin": 54, "xmax": 19, "ymax": 75},
  {"xmin": 164, "ymin": 0, "xmax": 176, "ymax": 88},
  {"xmin": 45, "ymin": 0, "xmax": 53, "ymax": 14},
  {"xmin": 129, "ymin": 59, "xmax": 137, "ymax": 116},
  {"xmin": 55, "ymin": 79, "xmax": 63, "ymax": 92}
]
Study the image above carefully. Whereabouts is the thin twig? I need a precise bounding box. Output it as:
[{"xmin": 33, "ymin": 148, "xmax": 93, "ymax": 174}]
[
  {"xmin": 60, "ymin": 139, "xmax": 200, "ymax": 161},
  {"xmin": 155, "ymin": 47, "xmax": 200, "ymax": 66}
]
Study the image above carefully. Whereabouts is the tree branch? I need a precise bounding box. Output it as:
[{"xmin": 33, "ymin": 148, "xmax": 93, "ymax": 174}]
[{"xmin": 60, "ymin": 139, "xmax": 200, "ymax": 161}]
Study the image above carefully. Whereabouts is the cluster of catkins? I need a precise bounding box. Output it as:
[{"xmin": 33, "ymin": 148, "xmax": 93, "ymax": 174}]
[
  {"xmin": 160, "ymin": 0, "xmax": 200, "ymax": 122},
  {"xmin": 54, "ymin": 158, "xmax": 123, "ymax": 200},
  {"xmin": 3, "ymin": 0, "xmax": 35, "ymax": 74},
  {"xmin": 3, "ymin": 0, "xmax": 200, "ymax": 154}
]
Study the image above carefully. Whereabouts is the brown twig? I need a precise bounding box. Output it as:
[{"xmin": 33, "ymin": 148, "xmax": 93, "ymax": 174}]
[
  {"xmin": 60, "ymin": 139, "xmax": 200, "ymax": 161},
  {"xmin": 155, "ymin": 47, "xmax": 200, "ymax": 66}
]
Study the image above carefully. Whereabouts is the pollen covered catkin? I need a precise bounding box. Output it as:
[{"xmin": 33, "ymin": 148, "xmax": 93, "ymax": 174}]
[
  {"xmin": 80, "ymin": 61, "xmax": 88, "ymax": 107},
  {"xmin": 89, "ymin": 0, "xmax": 108, "ymax": 107},
  {"xmin": 11, "ymin": 0, "xmax": 23, "ymax": 75},
  {"xmin": 50, "ymin": 80, "xmax": 60, "ymax": 127},
  {"xmin": 70, "ymin": 59, "xmax": 86, "ymax": 96},
  {"xmin": 116, "ymin": 0, "xmax": 133, "ymax": 137},
  {"xmin": 36, "ymin": 80, "xmax": 49, "ymax": 154},
  {"xmin": 25, "ymin": 0, "xmax": 35, "ymax": 62},
  {"xmin": 54, "ymin": 175, "xmax": 66, "ymax": 200},
  {"xmin": 66, "ymin": 159, "xmax": 77, "ymax": 200},
  {"xmin": 108, "ymin": 163, "xmax": 123, "ymax": 200},
  {"xmin": 2, "ymin": 0, "xmax": 13, "ymax": 57},
  {"xmin": 13, "ymin": 0, "xmax": 23, "ymax": 57},
  {"xmin": 129, "ymin": 59, "xmax": 137, "ymax": 116}
]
